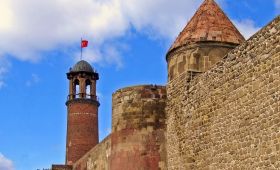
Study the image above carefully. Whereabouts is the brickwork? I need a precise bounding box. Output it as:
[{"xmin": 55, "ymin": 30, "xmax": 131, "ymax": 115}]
[
  {"xmin": 110, "ymin": 85, "xmax": 167, "ymax": 170},
  {"xmin": 166, "ymin": 16, "xmax": 280, "ymax": 169},
  {"xmin": 66, "ymin": 100, "xmax": 99, "ymax": 165}
]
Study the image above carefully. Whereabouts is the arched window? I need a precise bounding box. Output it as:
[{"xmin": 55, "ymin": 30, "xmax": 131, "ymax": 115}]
[
  {"xmin": 86, "ymin": 79, "xmax": 91, "ymax": 99},
  {"xmin": 74, "ymin": 79, "xmax": 80, "ymax": 98}
]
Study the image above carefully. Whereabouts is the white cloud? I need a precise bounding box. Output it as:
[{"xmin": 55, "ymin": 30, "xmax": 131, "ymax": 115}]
[
  {"xmin": 0, "ymin": 0, "xmax": 204, "ymax": 65},
  {"xmin": 0, "ymin": 153, "xmax": 14, "ymax": 170},
  {"xmin": 233, "ymin": 19, "xmax": 261, "ymax": 39},
  {"xmin": 0, "ymin": 57, "xmax": 11, "ymax": 89},
  {"xmin": 120, "ymin": 0, "xmax": 202, "ymax": 39},
  {"xmin": 26, "ymin": 73, "xmax": 40, "ymax": 87},
  {"xmin": 0, "ymin": 0, "xmax": 262, "ymax": 67}
]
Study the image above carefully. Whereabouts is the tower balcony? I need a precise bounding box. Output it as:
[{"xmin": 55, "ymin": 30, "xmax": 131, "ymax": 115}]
[{"xmin": 67, "ymin": 93, "xmax": 99, "ymax": 101}]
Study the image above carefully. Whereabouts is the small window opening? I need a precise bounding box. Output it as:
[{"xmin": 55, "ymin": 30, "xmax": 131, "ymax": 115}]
[
  {"xmin": 86, "ymin": 79, "xmax": 91, "ymax": 99},
  {"xmin": 74, "ymin": 79, "xmax": 80, "ymax": 98}
]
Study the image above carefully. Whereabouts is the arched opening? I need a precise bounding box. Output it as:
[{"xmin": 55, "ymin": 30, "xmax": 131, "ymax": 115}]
[
  {"xmin": 74, "ymin": 79, "xmax": 80, "ymax": 98},
  {"xmin": 86, "ymin": 79, "xmax": 91, "ymax": 99}
]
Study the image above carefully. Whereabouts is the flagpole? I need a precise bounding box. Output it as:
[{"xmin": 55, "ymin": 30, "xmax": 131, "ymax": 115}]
[{"xmin": 80, "ymin": 38, "xmax": 82, "ymax": 60}]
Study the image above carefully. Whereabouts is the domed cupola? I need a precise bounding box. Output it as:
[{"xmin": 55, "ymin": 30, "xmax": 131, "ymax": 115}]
[
  {"xmin": 70, "ymin": 60, "xmax": 94, "ymax": 73},
  {"xmin": 66, "ymin": 60, "xmax": 99, "ymax": 100}
]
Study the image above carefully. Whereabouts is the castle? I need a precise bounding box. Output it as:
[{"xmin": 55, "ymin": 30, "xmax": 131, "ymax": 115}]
[{"xmin": 52, "ymin": 0, "xmax": 280, "ymax": 169}]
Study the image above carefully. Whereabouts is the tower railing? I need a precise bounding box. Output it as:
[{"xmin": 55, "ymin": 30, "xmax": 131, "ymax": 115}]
[{"xmin": 67, "ymin": 93, "xmax": 99, "ymax": 101}]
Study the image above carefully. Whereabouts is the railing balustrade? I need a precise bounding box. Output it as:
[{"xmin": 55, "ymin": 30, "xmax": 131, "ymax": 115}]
[{"xmin": 68, "ymin": 93, "xmax": 99, "ymax": 101}]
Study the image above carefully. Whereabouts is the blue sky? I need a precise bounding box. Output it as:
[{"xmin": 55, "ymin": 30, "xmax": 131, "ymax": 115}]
[{"xmin": 0, "ymin": 0, "xmax": 279, "ymax": 169}]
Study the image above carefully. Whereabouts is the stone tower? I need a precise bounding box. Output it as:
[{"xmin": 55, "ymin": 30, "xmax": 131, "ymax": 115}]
[
  {"xmin": 166, "ymin": 0, "xmax": 245, "ymax": 81},
  {"xmin": 110, "ymin": 85, "xmax": 167, "ymax": 169},
  {"xmin": 65, "ymin": 60, "xmax": 100, "ymax": 165}
]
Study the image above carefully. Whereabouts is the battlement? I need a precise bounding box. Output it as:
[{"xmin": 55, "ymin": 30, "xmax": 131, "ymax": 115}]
[{"xmin": 113, "ymin": 84, "xmax": 166, "ymax": 99}]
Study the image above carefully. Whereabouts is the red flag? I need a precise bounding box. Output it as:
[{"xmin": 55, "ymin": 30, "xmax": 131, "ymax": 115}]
[{"xmin": 81, "ymin": 40, "xmax": 88, "ymax": 48}]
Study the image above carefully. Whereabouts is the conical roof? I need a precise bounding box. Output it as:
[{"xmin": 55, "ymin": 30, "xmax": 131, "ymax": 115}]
[{"xmin": 169, "ymin": 0, "xmax": 245, "ymax": 53}]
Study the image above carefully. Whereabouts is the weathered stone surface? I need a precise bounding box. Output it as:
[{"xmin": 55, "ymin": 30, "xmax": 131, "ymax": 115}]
[
  {"xmin": 111, "ymin": 85, "xmax": 167, "ymax": 170},
  {"xmin": 73, "ymin": 136, "xmax": 111, "ymax": 170},
  {"xmin": 52, "ymin": 165, "xmax": 73, "ymax": 170},
  {"xmin": 166, "ymin": 16, "xmax": 280, "ymax": 169},
  {"xmin": 167, "ymin": 42, "xmax": 237, "ymax": 81},
  {"xmin": 70, "ymin": 85, "xmax": 167, "ymax": 170}
]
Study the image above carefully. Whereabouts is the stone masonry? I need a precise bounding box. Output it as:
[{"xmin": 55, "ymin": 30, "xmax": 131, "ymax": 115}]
[
  {"xmin": 73, "ymin": 135, "xmax": 111, "ymax": 170},
  {"xmin": 111, "ymin": 85, "xmax": 167, "ymax": 170},
  {"xmin": 166, "ymin": 16, "xmax": 280, "ymax": 169}
]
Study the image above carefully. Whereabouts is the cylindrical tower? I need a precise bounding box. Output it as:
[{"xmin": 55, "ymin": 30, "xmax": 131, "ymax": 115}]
[
  {"xmin": 110, "ymin": 85, "xmax": 167, "ymax": 170},
  {"xmin": 65, "ymin": 60, "xmax": 100, "ymax": 165}
]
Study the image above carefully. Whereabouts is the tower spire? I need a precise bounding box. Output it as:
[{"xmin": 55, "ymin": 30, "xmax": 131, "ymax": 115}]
[
  {"xmin": 166, "ymin": 0, "xmax": 245, "ymax": 81},
  {"xmin": 168, "ymin": 0, "xmax": 245, "ymax": 53}
]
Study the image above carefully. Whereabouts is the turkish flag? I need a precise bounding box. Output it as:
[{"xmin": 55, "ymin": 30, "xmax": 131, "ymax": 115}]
[{"xmin": 81, "ymin": 40, "xmax": 88, "ymax": 48}]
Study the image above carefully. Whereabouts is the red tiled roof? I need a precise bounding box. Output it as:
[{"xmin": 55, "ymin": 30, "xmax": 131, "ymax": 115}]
[{"xmin": 169, "ymin": 0, "xmax": 245, "ymax": 53}]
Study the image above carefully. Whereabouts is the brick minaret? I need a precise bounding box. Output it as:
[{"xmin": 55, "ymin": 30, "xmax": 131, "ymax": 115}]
[{"xmin": 65, "ymin": 60, "xmax": 99, "ymax": 165}]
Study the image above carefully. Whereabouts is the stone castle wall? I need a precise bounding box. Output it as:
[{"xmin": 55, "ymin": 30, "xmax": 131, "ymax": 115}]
[
  {"xmin": 111, "ymin": 85, "xmax": 167, "ymax": 170},
  {"xmin": 52, "ymin": 165, "xmax": 73, "ymax": 170},
  {"xmin": 167, "ymin": 16, "xmax": 280, "ymax": 169},
  {"xmin": 72, "ymin": 136, "xmax": 111, "ymax": 170}
]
